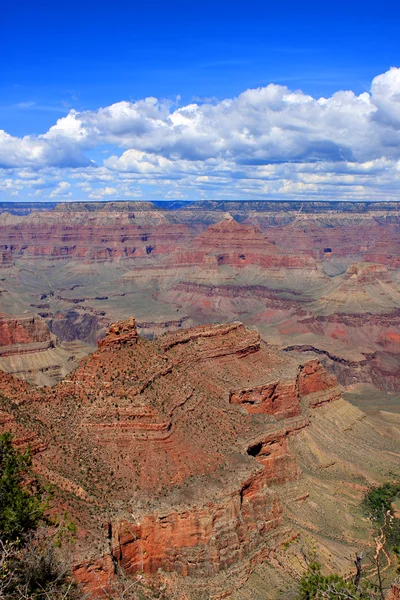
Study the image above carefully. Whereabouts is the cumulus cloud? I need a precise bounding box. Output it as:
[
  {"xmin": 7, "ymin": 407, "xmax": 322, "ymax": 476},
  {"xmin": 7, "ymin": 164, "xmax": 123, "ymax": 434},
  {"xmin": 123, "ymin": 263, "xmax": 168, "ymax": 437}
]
[
  {"xmin": 1, "ymin": 68, "xmax": 400, "ymax": 200},
  {"xmin": 88, "ymin": 186, "xmax": 118, "ymax": 199},
  {"xmin": 371, "ymin": 67, "xmax": 400, "ymax": 126},
  {"xmin": 0, "ymin": 130, "xmax": 93, "ymax": 169},
  {"xmin": 30, "ymin": 71, "xmax": 392, "ymax": 164},
  {"xmin": 49, "ymin": 181, "xmax": 72, "ymax": 197}
]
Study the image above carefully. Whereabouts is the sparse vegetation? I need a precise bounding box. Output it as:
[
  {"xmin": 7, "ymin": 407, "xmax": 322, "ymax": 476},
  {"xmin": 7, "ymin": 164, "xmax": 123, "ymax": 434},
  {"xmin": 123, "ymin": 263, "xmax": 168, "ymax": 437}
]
[
  {"xmin": 0, "ymin": 432, "xmax": 44, "ymax": 543},
  {"xmin": 0, "ymin": 432, "xmax": 80, "ymax": 599},
  {"xmin": 364, "ymin": 482, "xmax": 400, "ymax": 522},
  {"xmin": 364, "ymin": 482, "xmax": 400, "ymax": 571},
  {"xmin": 297, "ymin": 482, "xmax": 400, "ymax": 599},
  {"xmin": 298, "ymin": 560, "xmax": 372, "ymax": 600}
]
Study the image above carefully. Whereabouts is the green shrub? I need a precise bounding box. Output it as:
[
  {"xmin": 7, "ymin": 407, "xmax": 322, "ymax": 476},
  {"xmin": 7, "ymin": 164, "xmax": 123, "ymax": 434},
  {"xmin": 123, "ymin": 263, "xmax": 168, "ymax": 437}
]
[
  {"xmin": 364, "ymin": 482, "xmax": 400, "ymax": 522},
  {"xmin": 364, "ymin": 481, "xmax": 400, "ymax": 568},
  {"xmin": 0, "ymin": 433, "xmax": 81, "ymax": 599},
  {"xmin": 298, "ymin": 561, "xmax": 371, "ymax": 600},
  {"xmin": 0, "ymin": 432, "xmax": 44, "ymax": 543}
]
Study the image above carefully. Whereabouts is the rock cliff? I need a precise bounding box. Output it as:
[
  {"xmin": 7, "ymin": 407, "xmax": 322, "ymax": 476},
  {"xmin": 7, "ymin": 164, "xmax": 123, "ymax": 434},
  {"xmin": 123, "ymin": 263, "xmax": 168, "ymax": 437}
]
[
  {"xmin": 0, "ymin": 313, "xmax": 93, "ymax": 385},
  {"xmin": 0, "ymin": 318, "xmax": 345, "ymax": 598},
  {"xmin": 0, "ymin": 313, "xmax": 53, "ymax": 354}
]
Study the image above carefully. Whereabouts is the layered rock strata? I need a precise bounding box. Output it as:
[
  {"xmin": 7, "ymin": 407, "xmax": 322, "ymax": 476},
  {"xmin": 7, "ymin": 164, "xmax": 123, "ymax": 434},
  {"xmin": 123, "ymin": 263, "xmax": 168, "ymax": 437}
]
[
  {"xmin": 0, "ymin": 318, "xmax": 343, "ymax": 598},
  {"xmin": 0, "ymin": 313, "xmax": 54, "ymax": 355},
  {"xmin": 1, "ymin": 202, "xmax": 400, "ymax": 396},
  {"xmin": 0, "ymin": 313, "xmax": 93, "ymax": 385}
]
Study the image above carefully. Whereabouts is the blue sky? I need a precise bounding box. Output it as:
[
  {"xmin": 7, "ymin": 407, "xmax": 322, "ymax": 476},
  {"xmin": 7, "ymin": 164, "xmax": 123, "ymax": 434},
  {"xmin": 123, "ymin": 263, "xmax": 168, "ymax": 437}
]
[{"xmin": 1, "ymin": 0, "xmax": 400, "ymax": 201}]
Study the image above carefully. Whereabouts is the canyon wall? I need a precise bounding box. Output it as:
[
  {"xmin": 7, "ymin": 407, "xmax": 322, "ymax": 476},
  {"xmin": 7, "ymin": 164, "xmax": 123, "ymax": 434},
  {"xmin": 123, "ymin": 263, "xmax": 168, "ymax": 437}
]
[{"xmin": 0, "ymin": 313, "xmax": 93, "ymax": 385}]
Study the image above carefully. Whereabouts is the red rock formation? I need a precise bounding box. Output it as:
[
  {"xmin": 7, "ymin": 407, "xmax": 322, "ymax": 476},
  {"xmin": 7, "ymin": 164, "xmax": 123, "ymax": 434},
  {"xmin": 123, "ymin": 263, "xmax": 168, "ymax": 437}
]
[
  {"xmin": 0, "ymin": 313, "xmax": 54, "ymax": 356},
  {"xmin": 97, "ymin": 317, "xmax": 138, "ymax": 350},
  {"xmin": 2, "ymin": 202, "xmax": 400, "ymax": 592},
  {"xmin": 230, "ymin": 380, "xmax": 300, "ymax": 417},
  {"xmin": 1, "ymin": 202, "xmax": 400, "ymax": 270},
  {"xmin": 257, "ymin": 213, "xmax": 400, "ymax": 264},
  {"xmin": 112, "ymin": 485, "xmax": 281, "ymax": 577},
  {"xmin": 247, "ymin": 429, "xmax": 303, "ymax": 486},
  {"xmin": 298, "ymin": 359, "xmax": 339, "ymax": 401},
  {"xmin": 146, "ymin": 217, "xmax": 316, "ymax": 272},
  {"xmin": 0, "ymin": 318, "xmax": 342, "ymax": 598},
  {"xmin": 0, "ymin": 206, "xmax": 196, "ymax": 264},
  {"xmin": 72, "ymin": 557, "xmax": 115, "ymax": 598},
  {"xmin": 2, "ymin": 203, "xmax": 400, "ymax": 393}
]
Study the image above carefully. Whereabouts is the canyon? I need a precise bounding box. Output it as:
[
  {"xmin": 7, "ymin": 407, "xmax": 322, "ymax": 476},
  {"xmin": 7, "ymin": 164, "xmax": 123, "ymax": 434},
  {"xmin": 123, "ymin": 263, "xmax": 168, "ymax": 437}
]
[
  {"xmin": 1, "ymin": 201, "xmax": 400, "ymax": 395},
  {"xmin": 0, "ymin": 317, "xmax": 398, "ymax": 599},
  {"xmin": 0, "ymin": 201, "xmax": 399, "ymax": 598}
]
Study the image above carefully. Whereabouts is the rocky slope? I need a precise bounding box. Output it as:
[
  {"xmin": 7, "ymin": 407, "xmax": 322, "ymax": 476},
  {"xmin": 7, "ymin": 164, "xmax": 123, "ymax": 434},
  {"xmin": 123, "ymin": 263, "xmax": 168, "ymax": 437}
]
[{"xmin": 0, "ymin": 318, "xmax": 398, "ymax": 598}]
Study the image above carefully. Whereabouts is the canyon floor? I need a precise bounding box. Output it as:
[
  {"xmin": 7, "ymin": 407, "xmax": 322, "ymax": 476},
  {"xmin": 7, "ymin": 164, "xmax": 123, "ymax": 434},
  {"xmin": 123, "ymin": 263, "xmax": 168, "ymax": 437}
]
[{"xmin": 0, "ymin": 201, "xmax": 399, "ymax": 598}]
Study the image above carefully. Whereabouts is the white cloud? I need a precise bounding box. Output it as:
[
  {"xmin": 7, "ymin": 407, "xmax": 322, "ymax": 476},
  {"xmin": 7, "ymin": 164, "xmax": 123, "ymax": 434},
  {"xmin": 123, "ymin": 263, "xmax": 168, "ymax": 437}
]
[
  {"xmin": 88, "ymin": 186, "xmax": 117, "ymax": 199},
  {"xmin": 0, "ymin": 130, "xmax": 93, "ymax": 169},
  {"xmin": 371, "ymin": 67, "xmax": 400, "ymax": 126},
  {"xmin": 49, "ymin": 181, "xmax": 72, "ymax": 197},
  {"xmin": 16, "ymin": 101, "xmax": 36, "ymax": 109},
  {"xmin": 2, "ymin": 68, "xmax": 400, "ymax": 200}
]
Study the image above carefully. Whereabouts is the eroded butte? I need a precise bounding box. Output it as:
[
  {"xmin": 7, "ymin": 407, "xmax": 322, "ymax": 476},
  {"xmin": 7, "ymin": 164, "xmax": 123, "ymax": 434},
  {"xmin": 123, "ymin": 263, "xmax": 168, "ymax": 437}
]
[{"xmin": 1, "ymin": 317, "xmax": 399, "ymax": 598}]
